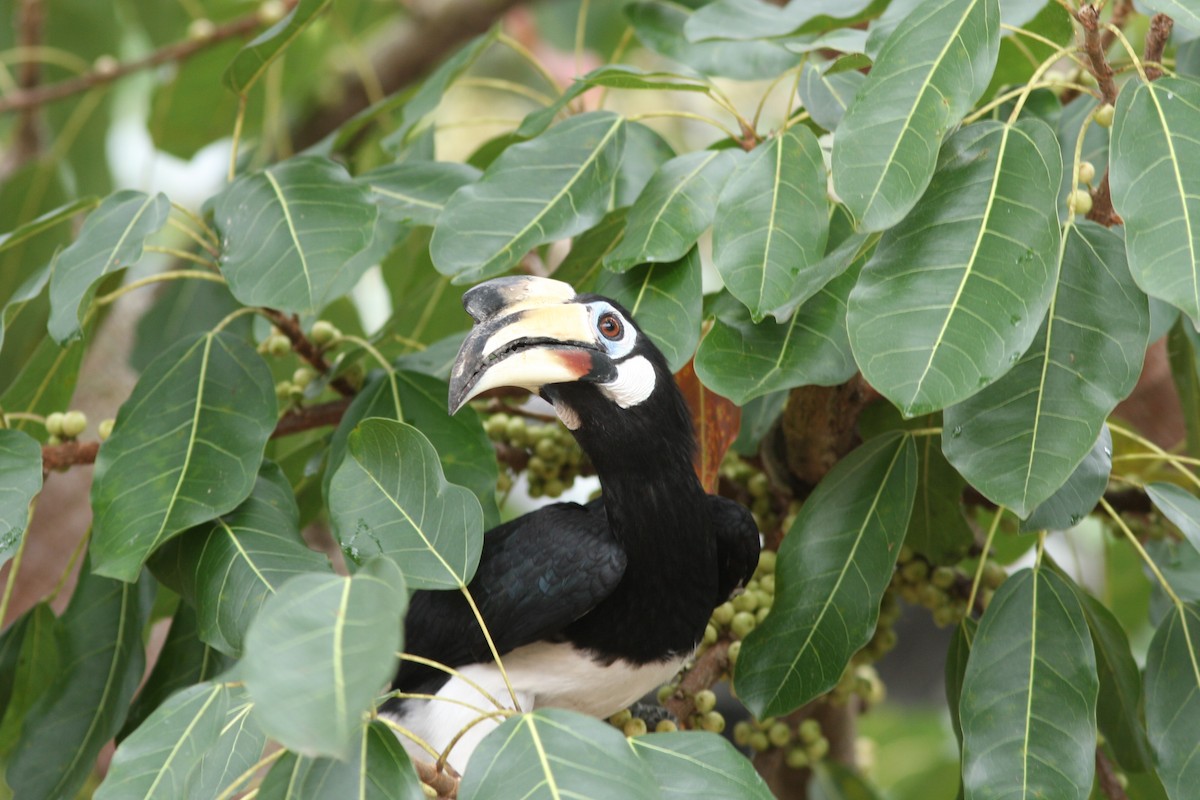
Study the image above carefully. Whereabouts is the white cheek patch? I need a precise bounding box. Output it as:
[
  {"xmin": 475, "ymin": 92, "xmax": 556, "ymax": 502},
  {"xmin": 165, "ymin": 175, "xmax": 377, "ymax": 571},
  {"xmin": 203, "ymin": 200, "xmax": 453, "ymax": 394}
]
[{"xmin": 599, "ymin": 355, "xmax": 656, "ymax": 408}]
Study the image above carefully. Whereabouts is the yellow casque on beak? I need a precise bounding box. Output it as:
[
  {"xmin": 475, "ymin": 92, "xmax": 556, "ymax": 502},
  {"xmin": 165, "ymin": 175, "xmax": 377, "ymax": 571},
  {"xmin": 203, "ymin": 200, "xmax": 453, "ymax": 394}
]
[{"xmin": 448, "ymin": 277, "xmax": 599, "ymax": 414}]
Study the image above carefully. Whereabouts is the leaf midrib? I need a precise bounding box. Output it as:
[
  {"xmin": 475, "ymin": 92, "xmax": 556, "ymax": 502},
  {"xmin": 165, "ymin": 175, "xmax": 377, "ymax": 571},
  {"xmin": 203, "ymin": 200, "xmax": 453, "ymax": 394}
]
[{"xmin": 264, "ymin": 170, "xmax": 315, "ymax": 307}]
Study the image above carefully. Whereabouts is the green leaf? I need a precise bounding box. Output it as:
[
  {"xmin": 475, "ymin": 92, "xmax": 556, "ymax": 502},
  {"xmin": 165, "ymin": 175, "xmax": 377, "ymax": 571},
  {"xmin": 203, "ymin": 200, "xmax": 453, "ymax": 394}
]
[
  {"xmin": 379, "ymin": 228, "xmax": 470, "ymax": 350},
  {"xmin": 159, "ymin": 463, "xmax": 331, "ymax": 656},
  {"xmin": 808, "ymin": 762, "xmax": 885, "ymax": 800},
  {"xmin": 712, "ymin": 126, "xmax": 828, "ymax": 321},
  {"xmin": 224, "ymin": 0, "xmax": 331, "ymax": 93},
  {"xmin": 909, "ymin": 426, "xmax": 972, "ymax": 564},
  {"xmin": 630, "ymin": 731, "xmax": 773, "ymax": 799},
  {"xmin": 0, "ymin": 602, "xmax": 61, "ymax": 753},
  {"xmin": 0, "ymin": 429, "xmax": 41, "ymax": 566},
  {"xmin": 832, "ymin": 0, "xmax": 1000, "ymax": 231},
  {"xmin": 380, "ymin": 30, "xmax": 498, "ymax": 153},
  {"xmin": 1148, "ymin": 482, "xmax": 1200, "ymax": 556},
  {"xmin": 1069, "ymin": 580, "xmax": 1154, "ymax": 773},
  {"xmin": 614, "ymin": 123, "xmax": 676, "ymax": 208},
  {"xmin": 257, "ymin": 720, "xmax": 424, "ymax": 800},
  {"xmin": 624, "ymin": 1, "xmax": 802, "ymax": 81},
  {"xmin": 596, "ymin": 247, "xmax": 702, "ymax": 373},
  {"xmin": 7, "ymin": 563, "xmax": 153, "ymax": 800},
  {"xmin": 946, "ymin": 617, "xmax": 978, "ymax": 748},
  {"xmin": 1144, "ymin": 602, "xmax": 1200, "ymax": 800},
  {"xmin": 1168, "ymin": 318, "xmax": 1200, "ymax": 456},
  {"xmin": 214, "ymin": 155, "xmax": 379, "ymax": 315},
  {"xmin": 553, "ymin": 208, "xmax": 628, "ymax": 288},
  {"xmin": 460, "ymin": 708, "xmax": 659, "ymax": 800},
  {"xmin": 0, "ymin": 332, "xmax": 88, "ymax": 439},
  {"xmin": 90, "ymin": 331, "xmax": 277, "ymax": 582},
  {"xmin": 1019, "ymin": 427, "xmax": 1112, "ymax": 533},
  {"xmin": 430, "ymin": 111, "xmax": 625, "ymax": 283},
  {"xmin": 959, "ymin": 568, "xmax": 1097, "ymax": 800},
  {"xmin": 120, "ymin": 604, "xmax": 234, "ymax": 740},
  {"xmin": 694, "ymin": 263, "xmax": 860, "ymax": 405},
  {"xmin": 329, "ymin": 418, "xmax": 484, "ymax": 589},
  {"xmin": 244, "ymin": 557, "xmax": 406, "ymax": 760},
  {"xmin": 799, "ymin": 60, "xmax": 865, "ymax": 132},
  {"xmin": 942, "ymin": 221, "xmax": 1145, "ymax": 515},
  {"xmin": 847, "ymin": 119, "xmax": 1063, "ymax": 417},
  {"xmin": 1140, "ymin": 0, "xmax": 1200, "ymax": 34},
  {"xmin": 47, "ymin": 190, "xmax": 170, "ymax": 343},
  {"xmin": 324, "ymin": 370, "xmax": 500, "ymax": 527},
  {"xmin": 360, "ymin": 161, "xmax": 481, "ymax": 227},
  {"xmin": 684, "ymin": 0, "xmax": 875, "ymax": 42},
  {"xmin": 735, "ymin": 432, "xmax": 917, "ymax": 717},
  {"xmin": 97, "ymin": 682, "xmax": 265, "ymax": 800},
  {"xmin": 130, "ymin": 272, "xmax": 249, "ymax": 373},
  {"xmin": 518, "ymin": 65, "xmax": 710, "ymax": 140},
  {"xmin": 1110, "ymin": 76, "xmax": 1200, "ymax": 328},
  {"xmin": 605, "ymin": 149, "xmax": 741, "ymax": 273}
]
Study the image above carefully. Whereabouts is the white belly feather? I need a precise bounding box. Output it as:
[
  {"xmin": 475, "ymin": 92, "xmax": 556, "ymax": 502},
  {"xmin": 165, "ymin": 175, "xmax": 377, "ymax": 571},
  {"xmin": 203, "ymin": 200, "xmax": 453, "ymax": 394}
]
[{"xmin": 386, "ymin": 642, "xmax": 687, "ymax": 774}]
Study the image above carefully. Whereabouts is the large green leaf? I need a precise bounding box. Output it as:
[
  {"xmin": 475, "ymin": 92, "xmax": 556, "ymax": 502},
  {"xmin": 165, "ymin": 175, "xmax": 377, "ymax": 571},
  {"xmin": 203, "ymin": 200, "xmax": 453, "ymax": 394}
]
[
  {"xmin": 214, "ymin": 155, "xmax": 379, "ymax": 315},
  {"xmin": 624, "ymin": 1, "xmax": 802, "ymax": 81},
  {"xmin": 1110, "ymin": 76, "xmax": 1200, "ymax": 328},
  {"xmin": 553, "ymin": 208, "xmax": 628, "ymax": 288},
  {"xmin": 597, "ymin": 247, "xmax": 702, "ymax": 373},
  {"xmin": 96, "ymin": 682, "xmax": 265, "ymax": 800},
  {"xmin": 1140, "ymin": 0, "xmax": 1200, "ymax": 35},
  {"xmin": 460, "ymin": 708, "xmax": 659, "ymax": 800},
  {"xmin": 324, "ymin": 370, "xmax": 499, "ymax": 526},
  {"xmin": 0, "ymin": 332, "xmax": 88, "ymax": 439},
  {"xmin": 683, "ymin": 0, "xmax": 875, "ymax": 42},
  {"xmin": 160, "ymin": 462, "xmax": 331, "ymax": 656},
  {"xmin": 942, "ymin": 222, "xmax": 1146, "ymax": 516},
  {"xmin": 430, "ymin": 112, "xmax": 625, "ymax": 283},
  {"xmin": 946, "ymin": 617, "xmax": 978, "ymax": 748},
  {"xmin": 1019, "ymin": 427, "xmax": 1113, "ymax": 533},
  {"xmin": 224, "ymin": 0, "xmax": 331, "ymax": 93},
  {"xmin": 615, "ymin": 123, "xmax": 676, "ymax": 208},
  {"xmin": 605, "ymin": 149, "xmax": 741, "ymax": 273},
  {"xmin": 0, "ymin": 429, "xmax": 41, "ymax": 566},
  {"xmin": 256, "ymin": 720, "xmax": 424, "ymax": 800},
  {"xmin": 799, "ymin": 60, "xmax": 865, "ymax": 132},
  {"xmin": 1168, "ymin": 318, "xmax": 1200, "ymax": 456},
  {"xmin": 630, "ymin": 731, "xmax": 773, "ymax": 799},
  {"xmin": 735, "ymin": 432, "xmax": 917, "ymax": 717},
  {"xmin": 359, "ymin": 162, "xmax": 482, "ymax": 227},
  {"xmin": 694, "ymin": 263, "xmax": 860, "ymax": 405},
  {"xmin": 712, "ymin": 126, "xmax": 828, "ymax": 321},
  {"xmin": 1148, "ymin": 482, "xmax": 1200, "ymax": 555},
  {"xmin": 1144, "ymin": 603, "xmax": 1200, "ymax": 800},
  {"xmin": 0, "ymin": 602, "xmax": 60, "ymax": 752},
  {"xmin": 379, "ymin": 30, "xmax": 498, "ymax": 153},
  {"xmin": 130, "ymin": 271, "xmax": 249, "ymax": 373},
  {"xmin": 959, "ymin": 568, "xmax": 1097, "ymax": 800},
  {"xmin": 243, "ymin": 557, "xmax": 406, "ymax": 760},
  {"xmin": 47, "ymin": 190, "xmax": 170, "ymax": 343},
  {"xmin": 847, "ymin": 119, "xmax": 1062, "ymax": 416},
  {"xmin": 7, "ymin": 563, "xmax": 153, "ymax": 800},
  {"xmin": 1069, "ymin": 578, "xmax": 1154, "ymax": 772},
  {"xmin": 833, "ymin": 0, "xmax": 999, "ymax": 231},
  {"xmin": 90, "ymin": 331, "xmax": 277, "ymax": 582},
  {"xmin": 910, "ymin": 426, "xmax": 972, "ymax": 564},
  {"xmin": 329, "ymin": 418, "xmax": 484, "ymax": 589},
  {"xmin": 120, "ymin": 604, "xmax": 234, "ymax": 740}
]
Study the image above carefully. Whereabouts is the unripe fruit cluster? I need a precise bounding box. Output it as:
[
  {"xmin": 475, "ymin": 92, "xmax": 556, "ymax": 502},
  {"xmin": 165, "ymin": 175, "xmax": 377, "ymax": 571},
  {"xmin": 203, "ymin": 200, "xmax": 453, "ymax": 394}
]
[
  {"xmin": 890, "ymin": 547, "xmax": 970, "ymax": 628},
  {"xmin": 484, "ymin": 413, "xmax": 587, "ymax": 499},
  {"xmin": 608, "ymin": 704, "xmax": 679, "ymax": 737},
  {"xmin": 733, "ymin": 715, "xmax": 830, "ymax": 768},
  {"xmin": 700, "ymin": 549, "xmax": 776, "ymax": 657},
  {"xmin": 829, "ymin": 662, "xmax": 886, "ymax": 707},
  {"xmin": 720, "ymin": 454, "xmax": 787, "ymax": 531},
  {"xmin": 44, "ymin": 410, "xmax": 88, "ymax": 443}
]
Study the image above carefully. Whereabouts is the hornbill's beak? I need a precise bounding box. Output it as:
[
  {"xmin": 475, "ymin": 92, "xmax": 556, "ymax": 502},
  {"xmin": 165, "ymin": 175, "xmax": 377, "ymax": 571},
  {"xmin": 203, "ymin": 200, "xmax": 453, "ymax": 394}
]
[{"xmin": 448, "ymin": 276, "xmax": 598, "ymax": 414}]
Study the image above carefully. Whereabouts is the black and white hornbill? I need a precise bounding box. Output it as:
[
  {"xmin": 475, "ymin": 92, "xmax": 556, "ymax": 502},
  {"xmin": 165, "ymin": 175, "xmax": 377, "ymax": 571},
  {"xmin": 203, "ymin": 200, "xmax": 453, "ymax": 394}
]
[{"xmin": 383, "ymin": 275, "xmax": 759, "ymax": 771}]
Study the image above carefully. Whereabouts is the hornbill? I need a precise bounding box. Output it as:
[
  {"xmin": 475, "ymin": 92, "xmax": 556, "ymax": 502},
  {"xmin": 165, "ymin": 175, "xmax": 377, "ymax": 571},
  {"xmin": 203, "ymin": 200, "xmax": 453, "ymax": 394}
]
[{"xmin": 383, "ymin": 275, "xmax": 759, "ymax": 771}]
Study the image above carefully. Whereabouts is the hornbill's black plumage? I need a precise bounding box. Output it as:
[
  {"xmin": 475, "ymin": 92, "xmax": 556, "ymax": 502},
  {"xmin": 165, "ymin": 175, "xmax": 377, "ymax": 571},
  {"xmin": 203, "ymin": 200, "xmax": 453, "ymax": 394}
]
[{"xmin": 384, "ymin": 276, "xmax": 759, "ymax": 770}]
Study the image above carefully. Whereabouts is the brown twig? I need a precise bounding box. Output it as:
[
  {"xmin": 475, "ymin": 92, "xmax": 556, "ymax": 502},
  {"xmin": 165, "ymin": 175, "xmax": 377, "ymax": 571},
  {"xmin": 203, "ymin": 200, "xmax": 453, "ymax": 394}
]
[
  {"xmin": 1143, "ymin": 14, "xmax": 1174, "ymax": 81},
  {"xmin": 0, "ymin": 1, "xmax": 297, "ymax": 115},
  {"xmin": 1095, "ymin": 748, "xmax": 1129, "ymax": 800},
  {"xmin": 261, "ymin": 308, "xmax": 358, "ymax": 397},
  {"xmin": 663, "ymin": 640, "xmax": 731, "ymax": 725},
  {"xmin": 40, "ymin": 398, "xmax": 355, "ymax": 471},
  {"xmin": 1076, "ymin": 5, "xmax": 1118, "ymax": 106},
  {"xmin": 11, "ymin": 0, "xmax": 45, "ymax": 164},
  {"xmin": 415, "ymin": 759, "xmax": 460, "ymax": 800}
]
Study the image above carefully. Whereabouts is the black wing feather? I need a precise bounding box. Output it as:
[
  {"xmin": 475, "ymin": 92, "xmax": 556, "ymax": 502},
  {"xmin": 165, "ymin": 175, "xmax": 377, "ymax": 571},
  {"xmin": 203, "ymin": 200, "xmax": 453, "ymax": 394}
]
[
  {"xmin": 709, "ymin": 494, "xmax": 760, "ymax": 605},
  {"xmin": 392, "ymin": 498, "xmax": 625, "ymax": 695}
]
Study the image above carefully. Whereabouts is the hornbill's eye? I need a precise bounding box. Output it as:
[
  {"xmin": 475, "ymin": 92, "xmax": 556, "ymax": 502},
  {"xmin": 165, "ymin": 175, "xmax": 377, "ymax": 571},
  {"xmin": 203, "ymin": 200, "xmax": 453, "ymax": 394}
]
[{"xmin": 597, "ymin": 312, "xmax": 623, "ymax": 340}]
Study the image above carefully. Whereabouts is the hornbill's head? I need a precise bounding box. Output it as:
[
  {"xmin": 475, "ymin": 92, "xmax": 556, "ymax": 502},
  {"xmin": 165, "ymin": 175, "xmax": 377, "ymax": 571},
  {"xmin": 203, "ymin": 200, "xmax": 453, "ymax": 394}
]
[{"xmin": 448, "ymin": 276, "xmax": 692, "ymax": 469}]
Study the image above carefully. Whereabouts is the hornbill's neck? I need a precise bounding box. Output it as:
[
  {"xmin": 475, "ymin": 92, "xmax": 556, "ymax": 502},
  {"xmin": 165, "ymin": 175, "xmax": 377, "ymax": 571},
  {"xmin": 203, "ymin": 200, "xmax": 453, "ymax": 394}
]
[{"xmin": 544, "ymin": 369, "xmax": 717, "ymax": 662}]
